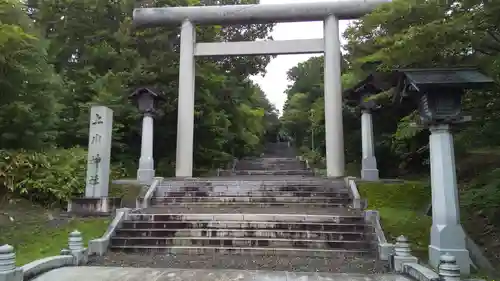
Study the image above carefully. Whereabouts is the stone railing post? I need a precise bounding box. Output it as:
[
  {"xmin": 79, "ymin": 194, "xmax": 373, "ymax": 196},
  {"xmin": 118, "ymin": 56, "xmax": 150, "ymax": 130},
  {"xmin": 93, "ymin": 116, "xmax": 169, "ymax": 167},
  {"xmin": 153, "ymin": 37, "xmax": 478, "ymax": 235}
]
[
  {"xmin": 68, "ymin": 230, "xmax": 87, "ymax": 265},
  {"xmin": 439, "ymin": 253, "xmax": 461, "ymax": 281},
  {"xmin": 0, "ymin": 245, "xmax": 22, "ymax": 281},
  {"xmin": 395, "ymin": 235, "xmax": 411, "ymax": 257},
  {"xmin": 393, "ymin": 235, "xmax": 418, "ymax": 272}
]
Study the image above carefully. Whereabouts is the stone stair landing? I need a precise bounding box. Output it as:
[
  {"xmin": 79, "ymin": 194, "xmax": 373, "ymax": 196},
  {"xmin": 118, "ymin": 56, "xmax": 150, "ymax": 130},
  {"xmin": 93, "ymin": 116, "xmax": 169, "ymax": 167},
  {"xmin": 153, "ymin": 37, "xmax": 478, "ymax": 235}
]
[{"xmin": 226, "ymin": 142, "xmax": 313, "ymax": 176}]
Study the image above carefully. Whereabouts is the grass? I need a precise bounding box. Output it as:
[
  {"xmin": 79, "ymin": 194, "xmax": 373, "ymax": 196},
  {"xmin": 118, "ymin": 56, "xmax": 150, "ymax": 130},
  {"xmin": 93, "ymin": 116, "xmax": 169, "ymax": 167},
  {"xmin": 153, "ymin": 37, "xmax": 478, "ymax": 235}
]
[
  {"xmin": 357, "ymin": 181, "xmax": 432, "ymax": 260},
  {"xmin": 0, "ymin": 182, "xmax": 145, "ymax": 265},
  {"xmin": 0, "ymin": 197, "xmax": 110, "ymax": 265}
]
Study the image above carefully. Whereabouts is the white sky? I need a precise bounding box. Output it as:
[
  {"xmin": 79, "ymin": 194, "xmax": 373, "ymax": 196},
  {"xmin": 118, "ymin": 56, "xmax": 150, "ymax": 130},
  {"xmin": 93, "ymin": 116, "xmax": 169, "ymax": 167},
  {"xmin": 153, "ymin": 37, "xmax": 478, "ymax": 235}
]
[{"xmin": 250, "ymin": 0, "xmax": 350, "ymax": 115}]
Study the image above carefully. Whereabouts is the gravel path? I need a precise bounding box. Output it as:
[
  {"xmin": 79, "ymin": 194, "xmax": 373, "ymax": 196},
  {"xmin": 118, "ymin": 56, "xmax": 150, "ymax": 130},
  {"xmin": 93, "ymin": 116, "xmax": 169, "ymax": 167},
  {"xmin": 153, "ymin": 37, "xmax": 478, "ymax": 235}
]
[{"xmin": 89, "ymin": 252, "xmax": 388, "ymax": 274}]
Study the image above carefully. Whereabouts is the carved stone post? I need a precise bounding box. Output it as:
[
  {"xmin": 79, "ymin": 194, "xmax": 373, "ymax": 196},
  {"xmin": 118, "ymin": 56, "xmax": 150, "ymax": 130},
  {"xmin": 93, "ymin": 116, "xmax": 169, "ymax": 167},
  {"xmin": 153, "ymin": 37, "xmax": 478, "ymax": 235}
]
[
  {"xmin": 85, "ymin": 106, "xmax": 113, "ymax": 198},
  {"xmin": 393, "ymin": 235, "xmax": 418, "ymax": 272},
  {"xmin": 68, "ymin": 230, "xmax": 87, "ymax": 265},
  {"xmin": 439, "ymin": 253, "xmax": 461, "ymax": 281},
  {"xmin": 68, "ymin": 106, "xmax": 120, "ymax": 215},
  {"xmin": 360, "ymin": 108, "xmax": 379, "ymax": 180},
  {"xmin": 138, "ymin": 112, "xmax": 155, "ymax": 183},
  {"xmin": 428, "ymin": 124, "xmax": 469, "ymax": 274},
  {"xmin": 0, "ymin": 245, "xmax": 22, "ymax": 281}
]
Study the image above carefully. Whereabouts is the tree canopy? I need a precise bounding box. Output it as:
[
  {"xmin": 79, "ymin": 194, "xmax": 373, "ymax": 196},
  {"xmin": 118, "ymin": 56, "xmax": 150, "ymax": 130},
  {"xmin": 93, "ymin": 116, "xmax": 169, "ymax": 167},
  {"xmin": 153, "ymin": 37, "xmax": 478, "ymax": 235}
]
[
  {"xmin": 280, "ymin": 0, "xmax": 500, "ymax": 264},
  {"xmin": 0, "ymin": 0, "xmax": 279, "ymax": 203}
]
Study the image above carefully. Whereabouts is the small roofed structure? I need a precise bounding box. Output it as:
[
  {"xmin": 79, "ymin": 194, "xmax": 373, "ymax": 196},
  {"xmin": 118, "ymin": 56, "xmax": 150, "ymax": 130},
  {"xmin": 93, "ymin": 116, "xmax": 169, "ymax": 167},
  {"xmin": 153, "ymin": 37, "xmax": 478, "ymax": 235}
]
[
  {"xmin": 390, "ymin": 68, "xmax": 495, "ymax": 124},
  {"xmin": 345, "ymin": 67, "xmax": 495, "ymax": 118},
  {"xmin": 129, "ymin": 87, "xmax": 164, "ymax": 114},
  {"xmin": 343, "ymin": 71, "xmax": 396, "ymax": 110}
]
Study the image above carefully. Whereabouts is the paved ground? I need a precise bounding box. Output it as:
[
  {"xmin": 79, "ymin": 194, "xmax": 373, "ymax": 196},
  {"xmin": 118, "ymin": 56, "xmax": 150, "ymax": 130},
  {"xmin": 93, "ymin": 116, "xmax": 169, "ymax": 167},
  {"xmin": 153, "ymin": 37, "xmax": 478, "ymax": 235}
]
[
  {"xmin": 89, "ymin": 252, "xmax": 388, "ymax": 273},
  {"xmin": 32, "ymin": 267, "xmax": 409, "ymax": 281}
]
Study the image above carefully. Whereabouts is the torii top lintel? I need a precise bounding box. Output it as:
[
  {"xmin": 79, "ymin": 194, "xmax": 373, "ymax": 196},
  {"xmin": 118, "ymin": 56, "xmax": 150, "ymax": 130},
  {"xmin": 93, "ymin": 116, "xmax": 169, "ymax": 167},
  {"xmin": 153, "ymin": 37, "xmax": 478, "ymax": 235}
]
[{"xmin": 133, "ymin": 0, "xmax": 391, "ymax": 27}]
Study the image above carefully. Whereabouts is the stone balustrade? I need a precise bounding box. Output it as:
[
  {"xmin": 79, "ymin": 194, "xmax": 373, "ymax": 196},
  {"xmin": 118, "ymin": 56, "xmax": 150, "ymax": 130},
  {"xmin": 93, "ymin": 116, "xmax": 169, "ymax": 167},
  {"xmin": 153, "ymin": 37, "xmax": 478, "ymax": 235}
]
[
  {"xmin": 391, "ymin": 234, "xmax": 478, "ymax": 281},
  {"xmin": 0, "ymin": 228, "xmax": 486, "ymax": 281},
  {"xmin": 0, "ymin": 230, "xmax": 88, "ymax": 281}
]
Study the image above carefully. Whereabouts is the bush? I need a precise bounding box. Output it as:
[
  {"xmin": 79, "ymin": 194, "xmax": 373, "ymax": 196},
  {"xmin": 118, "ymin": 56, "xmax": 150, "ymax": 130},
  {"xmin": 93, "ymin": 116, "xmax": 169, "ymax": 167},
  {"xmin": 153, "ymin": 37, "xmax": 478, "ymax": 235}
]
[
  {"xmin": 0, "ymin": 148, "xmax": 87, "ymax": 206},
  {"xmin": 301, "ymin": 148, "xmax": 325, "ymax": 167}
]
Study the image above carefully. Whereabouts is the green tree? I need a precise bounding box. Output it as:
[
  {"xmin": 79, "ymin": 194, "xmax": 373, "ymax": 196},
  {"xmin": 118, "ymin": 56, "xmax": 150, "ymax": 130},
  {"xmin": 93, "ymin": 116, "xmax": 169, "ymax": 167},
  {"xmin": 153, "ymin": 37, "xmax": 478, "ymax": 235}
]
[
  {"xmin": 27, "ymin": 0, "xmax": 278, "ymax": 175},
  {"xmin": 0, "ymin": 0, "xmax": 65, "ymax": 150}
]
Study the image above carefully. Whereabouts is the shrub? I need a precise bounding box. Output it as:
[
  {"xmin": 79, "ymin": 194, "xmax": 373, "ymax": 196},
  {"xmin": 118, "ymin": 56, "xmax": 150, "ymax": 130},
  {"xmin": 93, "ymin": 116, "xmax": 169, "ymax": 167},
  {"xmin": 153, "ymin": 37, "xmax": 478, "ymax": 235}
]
[{"xmin": 0, "ymin": 148, "xmax": 87, "ymax": 206}]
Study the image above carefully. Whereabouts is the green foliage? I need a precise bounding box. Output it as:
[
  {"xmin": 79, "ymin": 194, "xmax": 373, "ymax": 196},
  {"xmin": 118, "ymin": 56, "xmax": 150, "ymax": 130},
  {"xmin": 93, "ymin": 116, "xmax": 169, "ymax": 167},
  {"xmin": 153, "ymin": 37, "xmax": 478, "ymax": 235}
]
[
  {"xmin": 0, "ymin": 0, "xmax": 64, "ymax": 150},
  {"xmin": 0, "ymin": 148, "xmax": 87, "ymax": 205},
  {"xmin": 0, "ymin": 0, "xmax": 279, "ymax": 206},
  {"xmin": 462, "ymin": 168, "xmax": 500, "ymax": 220},
  {"xmin": 358, "ymin": 181, "xmax": 432, "ymax": 258},
  {"xmin": 282, "ymin": 0, "xmax": 500, "ymax": 180}
]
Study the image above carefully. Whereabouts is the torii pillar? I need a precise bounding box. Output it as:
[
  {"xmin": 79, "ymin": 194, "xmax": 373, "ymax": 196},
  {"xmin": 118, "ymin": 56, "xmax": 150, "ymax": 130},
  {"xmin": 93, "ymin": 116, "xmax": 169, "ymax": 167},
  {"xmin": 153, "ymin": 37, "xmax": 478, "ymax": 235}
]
[{"xmin": 132, "ymin": 0, "xmax": 391, "ymax": 177}]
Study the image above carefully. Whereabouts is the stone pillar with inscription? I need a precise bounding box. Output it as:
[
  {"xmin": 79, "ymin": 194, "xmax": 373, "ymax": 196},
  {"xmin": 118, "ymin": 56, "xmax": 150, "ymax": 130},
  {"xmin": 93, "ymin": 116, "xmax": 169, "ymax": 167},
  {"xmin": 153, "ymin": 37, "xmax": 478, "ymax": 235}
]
[
  {"xmin": 85, "ymin": 106, "xmax": 113, "ymax": 197},
  {"xmin": 68, "ymin": 105, "xmax": 121, "ymax": 215}
]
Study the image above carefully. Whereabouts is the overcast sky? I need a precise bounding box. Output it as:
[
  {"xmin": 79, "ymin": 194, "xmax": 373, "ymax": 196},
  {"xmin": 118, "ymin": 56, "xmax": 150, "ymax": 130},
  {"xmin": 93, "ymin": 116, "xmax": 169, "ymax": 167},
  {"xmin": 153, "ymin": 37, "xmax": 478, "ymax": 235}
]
[{"xmin": 249, "ymin": 0, "xmax": 350, "ymax": 115}]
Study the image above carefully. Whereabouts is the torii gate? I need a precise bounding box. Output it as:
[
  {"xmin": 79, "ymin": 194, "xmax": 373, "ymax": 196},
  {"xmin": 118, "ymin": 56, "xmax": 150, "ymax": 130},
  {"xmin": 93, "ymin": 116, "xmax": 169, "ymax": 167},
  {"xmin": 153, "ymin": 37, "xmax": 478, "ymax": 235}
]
[{"xmin": 133, "ymin": 0, "xmax": 390, "ymax": 177}]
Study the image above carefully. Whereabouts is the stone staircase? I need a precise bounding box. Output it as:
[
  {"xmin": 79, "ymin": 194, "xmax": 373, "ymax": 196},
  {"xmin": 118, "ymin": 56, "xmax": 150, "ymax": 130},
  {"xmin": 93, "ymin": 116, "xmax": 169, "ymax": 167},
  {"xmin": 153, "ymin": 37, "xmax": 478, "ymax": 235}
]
[{"xmin": 91, "ymin": 142, "xmax": 383, "ymax": 272}]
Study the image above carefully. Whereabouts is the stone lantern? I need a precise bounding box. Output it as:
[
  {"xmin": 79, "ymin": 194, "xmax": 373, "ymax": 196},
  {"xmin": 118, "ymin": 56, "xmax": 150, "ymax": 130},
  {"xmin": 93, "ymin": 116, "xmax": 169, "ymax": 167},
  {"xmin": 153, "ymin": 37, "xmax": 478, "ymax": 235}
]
[
  {"xmin": 130, "ymin": 87, "xmax": 163, "ymax": 184},
  {"xmin": 391, "ymin": 68, "xmax": 495, "ymax": 274},
  {"xmin": 344, "ymin": 73, "xmax": 387, "ymax": 181}
]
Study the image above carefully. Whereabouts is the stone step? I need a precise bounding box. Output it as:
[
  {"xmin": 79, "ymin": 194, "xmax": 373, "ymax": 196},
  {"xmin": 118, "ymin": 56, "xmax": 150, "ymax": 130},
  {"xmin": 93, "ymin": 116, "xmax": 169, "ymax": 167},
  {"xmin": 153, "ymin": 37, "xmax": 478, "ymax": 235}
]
[
  {"xmin": 162, "ymin": 191, "xmax": 350, "ymax": 198},
  {"xmin": 233, "ymin": 170, "xmax": 314, "ymax": 176},
  {"xmin": 236, "ymin": 159, "xmax": 304, "ymax": 164},
  {"xmin": 151, "ymin": 201, "xmax": 348, "ymax": 208},
  {"xmin": 110, "ymin": 236, "xmax": 371, "ymax": 249},
  {"xmin": 115, "ymin": 228, "xmax": 367, "ymax": 240},
  {"xmin": 236, "ymin": 163, "xmax": 303, "ymax": 167},
  {"xmin": 158, "ymin": 185, "xmax": 346, "ymax": 192},
  {"xmin": 141, "ymin": 206, "xmax": 361, "ymax": 215},
  {"xmin": 151, "ymin": 196, "xmax": 351, "ymax": 204},
  {"xmin": 157, "ymin": 184, "xmax": 347, "ymax": 195},
  {"xmin": 160, "ymin": 175, "xmax": 326, "ymax": 181},
  {"xmin": 121, "ymin": 221, "xmax": 369, "ymax": 232},
  {"xmin": 159, "ymin": 179, "xmax": 342, "ymax": 185},
  {"xmin": 157, "ymin": 177, "xmax": 342, "ymax": 185},
  {"xmin": 240, "ymin": 157, "xmax": 298, "ymax": 162},
  {"xmin": 126, "ymin": 213, "xmax": 364, "ymax": 223},
  {"xmin": 108, "ymin": 245, "xmax": 371, "ymax": 257},
  {"xmin": 234, "ymin": 162, "xmax": 306, "ymax": 170},
  {"xmin": 234, "ymin": 166, "xmax": 306, "ymax": 171}
]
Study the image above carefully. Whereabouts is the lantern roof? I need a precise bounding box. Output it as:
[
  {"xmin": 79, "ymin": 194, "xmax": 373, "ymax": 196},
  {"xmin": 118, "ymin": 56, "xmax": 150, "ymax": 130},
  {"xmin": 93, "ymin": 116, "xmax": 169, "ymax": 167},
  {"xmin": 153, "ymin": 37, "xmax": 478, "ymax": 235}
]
[
  {"xmin": 344, "ymin": 65, "xmax": 495, "ymax": 105},
  {"xmin": 129, "ymin": 87, "xmax": 164, "ymax": 100}
]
